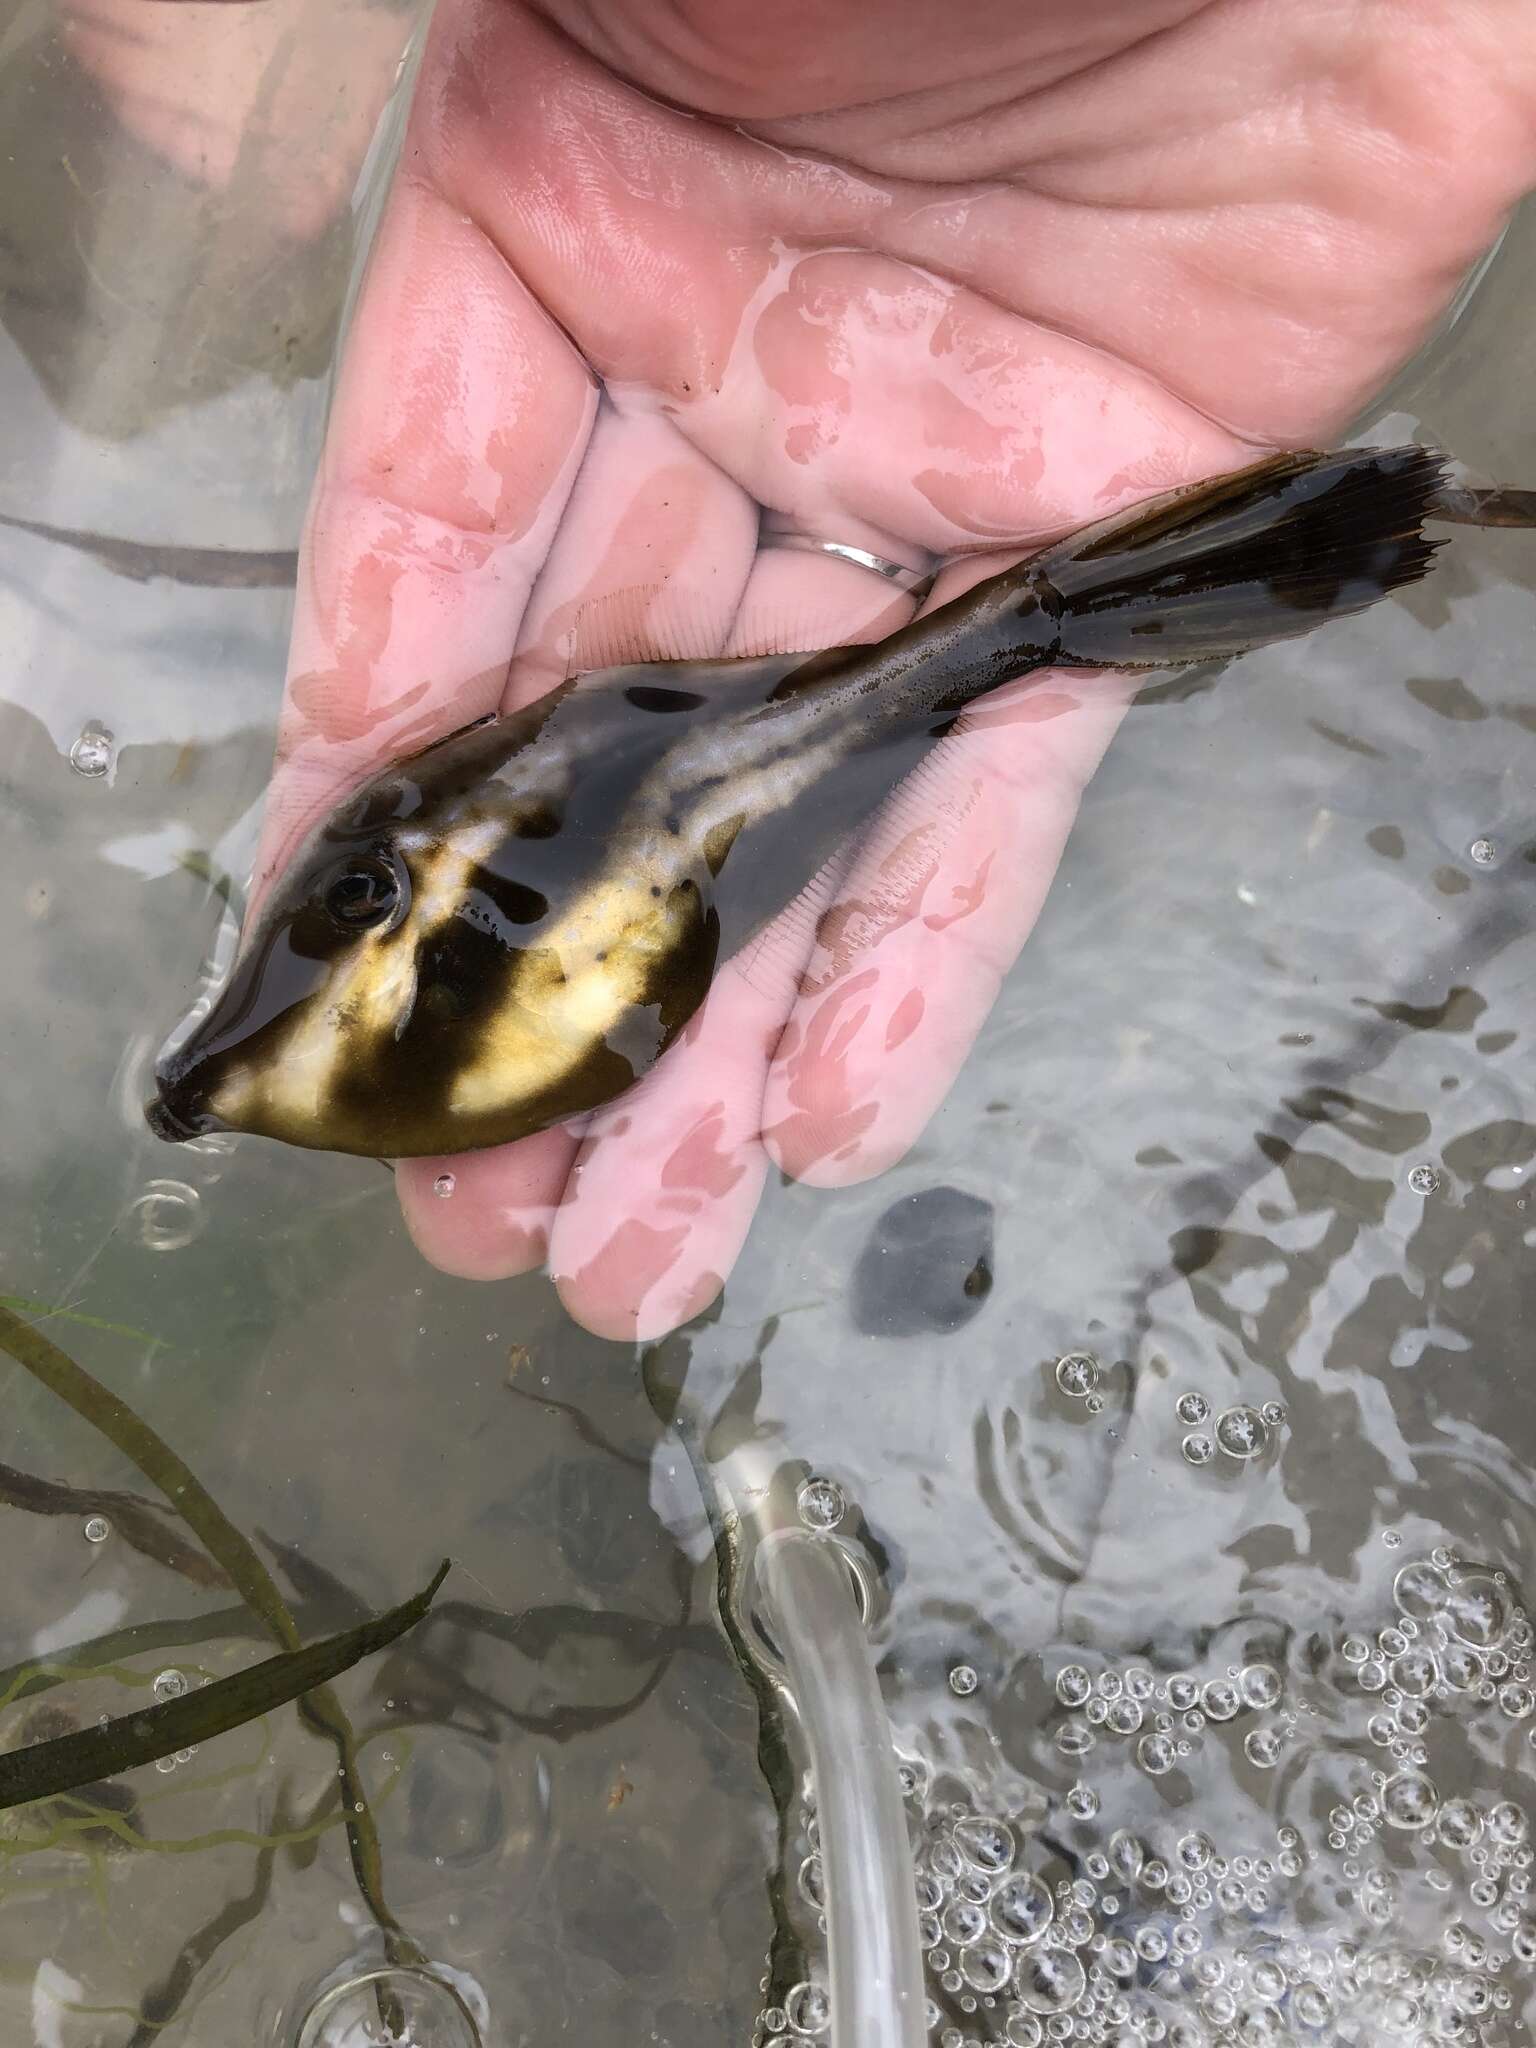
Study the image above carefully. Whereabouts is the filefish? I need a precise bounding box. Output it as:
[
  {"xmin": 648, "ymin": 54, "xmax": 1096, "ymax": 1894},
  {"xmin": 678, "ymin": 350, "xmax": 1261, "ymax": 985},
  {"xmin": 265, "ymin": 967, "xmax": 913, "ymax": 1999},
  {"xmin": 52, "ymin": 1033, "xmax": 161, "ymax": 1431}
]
[{"xmin": 143, "ymin": 447, "xmax": 1503, "ymax": 1160}]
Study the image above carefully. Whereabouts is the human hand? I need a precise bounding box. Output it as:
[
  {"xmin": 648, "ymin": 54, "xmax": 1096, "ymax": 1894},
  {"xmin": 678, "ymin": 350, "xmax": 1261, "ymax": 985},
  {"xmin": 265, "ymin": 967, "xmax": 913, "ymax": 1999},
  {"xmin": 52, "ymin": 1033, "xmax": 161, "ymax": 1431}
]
[{"xmin": 255, "ymin": 0, "xmax": 1536, "ymax": 1338}]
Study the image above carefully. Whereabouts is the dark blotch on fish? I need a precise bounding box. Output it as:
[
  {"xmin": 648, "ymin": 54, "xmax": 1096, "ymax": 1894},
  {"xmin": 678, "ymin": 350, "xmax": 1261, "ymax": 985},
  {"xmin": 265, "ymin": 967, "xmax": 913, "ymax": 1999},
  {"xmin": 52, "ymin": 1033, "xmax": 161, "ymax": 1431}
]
[{"xmin": 852, "ymin": 1186, "xmax": 996, "ymax": 1337}]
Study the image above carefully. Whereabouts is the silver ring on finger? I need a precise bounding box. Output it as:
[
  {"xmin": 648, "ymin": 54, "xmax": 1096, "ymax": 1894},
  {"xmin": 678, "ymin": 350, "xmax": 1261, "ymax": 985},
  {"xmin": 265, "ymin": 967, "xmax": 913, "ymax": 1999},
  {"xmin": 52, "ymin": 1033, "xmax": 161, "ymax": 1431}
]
[{"xmin": 758, "ymin": 531, "xmax": 932, "ymax": 595}]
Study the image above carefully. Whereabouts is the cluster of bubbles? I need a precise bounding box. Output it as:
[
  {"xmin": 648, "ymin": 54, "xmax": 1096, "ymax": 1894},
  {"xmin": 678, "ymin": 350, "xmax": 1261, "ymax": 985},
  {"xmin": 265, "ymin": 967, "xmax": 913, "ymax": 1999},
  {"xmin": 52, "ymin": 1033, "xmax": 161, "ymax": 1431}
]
[
  {"xmin": 1052, "ymin": 1655, "xmax": 1292, "ymax": 1782},
  {"xmin": 1054, "ymin": 1354, "xmax": 1109, "ymax": 1417},
  {"xmin": 754, "ymin": 1549, "xmax": 1534, "ymax": 2048},
  {"xmin": 1053, "ymin": 1359, "xmax": 1289, "ymax": 1468},
  {"xmin": 1171, "ymin": 1392, "xmax": 1286, "ymax": 1470}
]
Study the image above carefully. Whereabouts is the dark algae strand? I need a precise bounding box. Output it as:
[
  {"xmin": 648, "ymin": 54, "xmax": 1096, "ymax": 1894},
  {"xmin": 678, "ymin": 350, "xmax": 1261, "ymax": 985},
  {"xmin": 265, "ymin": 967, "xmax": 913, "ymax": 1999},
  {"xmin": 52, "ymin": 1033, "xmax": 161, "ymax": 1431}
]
[
  {"xmin": 142, "ymin": 446, "xmax": 1533, "ymax": 1165},
  {"xmin": 0, "ymin": 1562, "xmax": 450, "ymax": 1812}
]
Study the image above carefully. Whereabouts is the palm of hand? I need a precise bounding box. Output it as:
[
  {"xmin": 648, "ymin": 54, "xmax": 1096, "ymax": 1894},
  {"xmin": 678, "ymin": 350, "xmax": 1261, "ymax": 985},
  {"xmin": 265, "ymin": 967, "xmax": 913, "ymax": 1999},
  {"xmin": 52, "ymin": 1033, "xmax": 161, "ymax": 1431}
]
[{"xmin": 258, "ymin": 0, "xmax": 1535, "ymax": 1337}]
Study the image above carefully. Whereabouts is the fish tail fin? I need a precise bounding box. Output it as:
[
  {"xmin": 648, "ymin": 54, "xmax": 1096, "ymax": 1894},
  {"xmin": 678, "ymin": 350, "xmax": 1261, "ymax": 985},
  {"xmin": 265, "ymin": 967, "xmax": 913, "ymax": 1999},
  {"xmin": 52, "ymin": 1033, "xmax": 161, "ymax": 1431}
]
[{"xmin": 1035, "ymin": 447, "xmax": 1449, "ymax": 672}]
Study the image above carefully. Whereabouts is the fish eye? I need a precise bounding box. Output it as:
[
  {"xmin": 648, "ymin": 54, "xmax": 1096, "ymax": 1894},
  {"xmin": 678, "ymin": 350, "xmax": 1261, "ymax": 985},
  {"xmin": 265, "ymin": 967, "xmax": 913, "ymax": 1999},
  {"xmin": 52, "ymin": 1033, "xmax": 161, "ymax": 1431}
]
[{"xmin": 321, "ymin": 855, "xmax": 405, "ymax": 932}]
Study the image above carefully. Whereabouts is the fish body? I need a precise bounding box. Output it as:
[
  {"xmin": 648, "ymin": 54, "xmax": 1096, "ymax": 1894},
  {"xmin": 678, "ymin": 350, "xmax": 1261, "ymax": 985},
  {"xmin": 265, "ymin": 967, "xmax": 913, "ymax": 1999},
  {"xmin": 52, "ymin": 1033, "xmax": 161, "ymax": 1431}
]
[{"xmin": 146, "ymin": 447, "xmax": 1456, "ymax": 1159}]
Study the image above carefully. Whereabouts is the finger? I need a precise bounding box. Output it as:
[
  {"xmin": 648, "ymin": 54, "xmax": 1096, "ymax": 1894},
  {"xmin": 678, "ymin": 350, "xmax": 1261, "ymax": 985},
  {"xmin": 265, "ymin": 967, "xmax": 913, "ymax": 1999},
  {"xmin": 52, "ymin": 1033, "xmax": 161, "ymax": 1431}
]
[
  {"xmin": 396, "ymin": 1129, "xmax": 576, "ymax": 1280},
  {"xmin": 251, "ymin": 164, "xmax": 598, "ymax": 907},
  {"xmin": 549, "ymin": 551, "xmax": 921, "ymax": 1339},
  {"xmin": 399, "ymin": 399, "xmax": 762, "ymax": 1283},
  {"xmin": 547, "ymin": 963, "xmax": 785, "ymax": 1343},
  {"xmin": 509, "ymin": 395, "xmax": 760, "ymax": 701}
]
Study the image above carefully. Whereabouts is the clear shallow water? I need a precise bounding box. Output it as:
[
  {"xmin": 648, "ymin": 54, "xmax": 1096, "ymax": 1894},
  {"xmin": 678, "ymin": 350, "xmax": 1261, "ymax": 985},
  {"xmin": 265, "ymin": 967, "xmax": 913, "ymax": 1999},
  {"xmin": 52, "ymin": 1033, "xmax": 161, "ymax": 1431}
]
[{"xmin": 0, "ymin": 3, "xmax": 1533, "ymax": 2042}]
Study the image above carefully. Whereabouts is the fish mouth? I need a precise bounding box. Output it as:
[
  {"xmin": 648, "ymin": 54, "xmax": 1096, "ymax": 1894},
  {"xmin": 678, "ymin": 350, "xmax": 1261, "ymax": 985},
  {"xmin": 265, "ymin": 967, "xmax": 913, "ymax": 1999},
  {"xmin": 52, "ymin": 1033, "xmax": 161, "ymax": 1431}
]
[{"xmin": 143, "ymin": 1091, "xmax": 224, "ymax": 1144}]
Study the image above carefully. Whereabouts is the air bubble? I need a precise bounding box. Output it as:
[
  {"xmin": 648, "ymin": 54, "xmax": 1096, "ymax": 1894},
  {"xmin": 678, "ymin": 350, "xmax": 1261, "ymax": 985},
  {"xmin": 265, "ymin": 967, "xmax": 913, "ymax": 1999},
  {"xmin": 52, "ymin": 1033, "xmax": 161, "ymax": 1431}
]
[
  {"xmin": 796, "ymin": 1478, "xmax": 846, "ymax": 1531},
  {"xmin": 990, "ymin": 1873, "xmax": 1054, "ymax": 1946},
  {"xmin": 433, "ymin": 1172, "xmax": 456, "ymax": 1198},
  {"xmin": 1240, "ymin": 1663, "xmax": 1282, "ymax": 1709},
  {"xmin": 1175, "ymin": 1393, "xmax": 1210, "ymax": 1426},
  {"xmin": 1487, "ymin": 1801, "xmax": 1529, "ymax": 1846},
  {"xmin": 1214, "ymin": 1406, "xmax": 1268, "ymax": 1459},
  {"xmin": 127, "ymin": 1178, "xmax": 204, "ymax": 1252},
  {"xmin": 1382, "ymin": 1770, "xmax": 1439, "ymax": 1829},
  {"xmin": 1389, "ymin": 1648, "xmax": 1437, "ymax": 1696},
  {"xmin": 1065, "ymin": 1784, "xmax": 1099, "ymax": 1820},
  {"xmin": 1181, "ymin": 1433, "xmax": 1215, "ymax": 1467},
  {"xmin": 960, "ymin": 1942, "xmax": 1012, "ymax": 1995},
  {"xmin": 943, "ymin": 1900, "xmax": 988, "ymax": 1947},
  {"xmin": 954, "ymin": 1817, "xmax": 1015, "ymax": 1874},
  {"xmin": 1138, "ymin": 1733, "xmax": 1176, "ymax": 1776},
  {"xmin": 1055, "ymin": 1353, "xmax": 1100, "ymax": 1399},
  {"xmin": 1014, "ymin": 1949, "xmax": 1086, "ymax": 2016},
  {"xmin": 1202, "ymin": 1679, "xmax": 1241, "ymax": 1722},
  {"xmin": 1469, "ymin": 837, "xmax": 1497, "ymax": 867},
  {"xmin": 153, "ymin": 1669, "xmax": 188, "ymax": 1701},
  {"xmin": 1243, "ymin": 1727, "xmax": 1283, "ymax": 1769},
  {"xmin": 784, "ymin": 1982, "xmax": 830, "ymax": 2036},
  {"xmin": 1055, "ymin": 1665, "xmax": 1092, "ymax": 1708},
  {"xmin": 1407, "ymin": 1162, "xmax": 1440, "ymax": 1195},
  {"xmin": 83, "ymin": 1515, "xmax": 111, "ymax": 1544},
  {"xmin": 1500, "ymin": 1681, "xmax": 1535, "ymax": 1719},
  {"xmin": 1445, "ymin": 1573, "xmax": 1510, "ymax": 1648},
  {"xmin": 68, "ymin": 721, "xmax": 116, "ymax": 778}
]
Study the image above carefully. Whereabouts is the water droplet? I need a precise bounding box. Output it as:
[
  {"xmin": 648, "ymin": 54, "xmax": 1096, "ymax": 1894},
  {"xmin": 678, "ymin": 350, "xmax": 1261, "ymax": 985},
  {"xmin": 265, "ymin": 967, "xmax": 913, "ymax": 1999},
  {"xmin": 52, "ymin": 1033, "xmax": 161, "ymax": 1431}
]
[
  {"xmin": 433, "ymin": 1172, "xmax": 456, "ymax": 1198},
  {"xmin": 1407, "ymin": 1162, "xmax": 1440, "ymax": 1195},
  {"xmin": 1055, "ymin": 1352, "xmax": 1099, "ymax": 1398},
  {"xmin": 1469, "ymin": 837, "xmax": 1497, "ymax": 866},
  {"xmin": 1175, "ymin": 1392, "xmax": 1210, "ymax": 1425},
  {"xmin": 153, "ymin": 1668, "xmax": 188, "ymax": 1701},
  {"xmin": 949, "ymin": 1664, "xmax": 979, "ymax": 1698},
  {"xmin": 127, "ymin": 1178, "xmax": 204, "ymax": 1252},
  {"xmin": 1182, "ymin": 1432, "xmax": 1215, "ymax": 1466},
  {"xmin": 68, "ymin": 721, "xmax": 116, "ymax": 778},
  {"xmin": 83, "ymin": 1515, "xmax": 111, "ymax": 1544},
  {"xmin": 796, "ymin": 1477, "xmax": 846, "ymax": 1531},
  {"xmin": 1214, "ymin": 1405, "xmax": 1269, "ymax": 1459}
]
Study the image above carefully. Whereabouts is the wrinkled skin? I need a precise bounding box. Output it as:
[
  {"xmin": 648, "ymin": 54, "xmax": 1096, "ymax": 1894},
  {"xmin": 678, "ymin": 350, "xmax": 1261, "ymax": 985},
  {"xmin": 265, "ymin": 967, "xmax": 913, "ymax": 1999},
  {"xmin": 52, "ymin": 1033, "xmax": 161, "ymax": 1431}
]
[{"xmin": 75, "ymin": 0, "xmax": 1536, "ymax": 1339}]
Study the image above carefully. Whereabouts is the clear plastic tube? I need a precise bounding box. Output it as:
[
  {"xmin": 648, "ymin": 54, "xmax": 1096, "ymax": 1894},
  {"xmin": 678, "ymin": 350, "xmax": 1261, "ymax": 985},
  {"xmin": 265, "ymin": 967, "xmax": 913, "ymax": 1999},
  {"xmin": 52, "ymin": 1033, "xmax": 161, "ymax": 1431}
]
[{"xmin": 752, "ymin": 1530, "xmax": 927, "ymax": 2048}]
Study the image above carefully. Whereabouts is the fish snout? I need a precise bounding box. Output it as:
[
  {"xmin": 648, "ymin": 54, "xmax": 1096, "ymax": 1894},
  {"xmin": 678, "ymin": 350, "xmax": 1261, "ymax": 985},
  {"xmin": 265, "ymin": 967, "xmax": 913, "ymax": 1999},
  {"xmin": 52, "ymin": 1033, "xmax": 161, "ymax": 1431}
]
[
  {"xmin": 144, "ymin": 1048, "xmax": 229, "ymax": 1144},
  {"xmin": 143, "ymin": 1092, "xmax": 224, "ymax": 1144}
]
